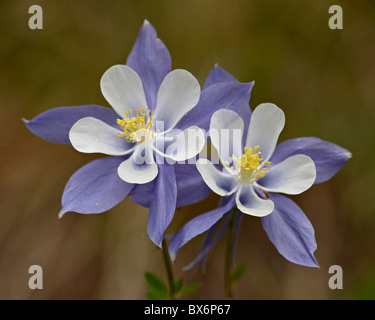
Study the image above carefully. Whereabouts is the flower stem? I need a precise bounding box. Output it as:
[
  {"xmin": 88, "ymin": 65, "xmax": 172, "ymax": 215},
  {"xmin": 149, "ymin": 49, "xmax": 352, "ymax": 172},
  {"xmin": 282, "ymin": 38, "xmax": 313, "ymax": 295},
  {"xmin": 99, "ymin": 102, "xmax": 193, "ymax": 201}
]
[
  {"xmin": 162, "ymin": 238, "xmax": 175, "ymax": 300},
  {"xmin": 224, "ymin": 210, "xmax": 237, "ymax": 299}
]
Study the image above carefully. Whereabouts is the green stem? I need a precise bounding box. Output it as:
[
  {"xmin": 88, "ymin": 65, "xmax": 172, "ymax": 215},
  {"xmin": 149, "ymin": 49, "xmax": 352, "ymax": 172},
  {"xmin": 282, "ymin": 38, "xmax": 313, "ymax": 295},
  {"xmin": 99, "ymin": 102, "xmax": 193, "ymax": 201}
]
[
  {"xmin": 162, "ymin": 238, "xmax": 175, "ymax": 300},
  {"xmin": 224, "ymin": 211, "xmax": 237, "ymax": 299}
]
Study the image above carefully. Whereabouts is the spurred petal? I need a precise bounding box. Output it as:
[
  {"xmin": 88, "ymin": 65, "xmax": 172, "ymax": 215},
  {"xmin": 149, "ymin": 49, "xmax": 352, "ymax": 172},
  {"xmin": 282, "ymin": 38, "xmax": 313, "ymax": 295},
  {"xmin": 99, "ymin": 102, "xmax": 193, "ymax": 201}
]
[
  {"xmin": 147, "ymin": 163, "xmax": 177, "ymax": 247},
  {"xmin": 184, "ymin": 207, "xmax": 233, "ymax": 271},
  {"xmin": 203, "ymin": 64, "xmax": 238, "ymax": 89},
  {"xmin": 69, "ymin": 117, "xmax": 134, "ymax": 155},
  {"xmin": 210, "ymin": 109, "xmax": 244, "ymax": 165},
  {"xmin": 196, "ymin": 158, "xmax": 239, "ymax": 196},
  {"xmin": 23, "ymin": 105, "xmax": 119, "ymax": 144},
  {"xmin": 231, "ymin": 210, "xmax": 243, "ymax": 264},
  {"xmin": 100, "ymin": 65, "xmax": 148, "ymax": 118},
  {"xmin": 261, "ymin": 193, "xmax": 318, "ymax": 267},
  {"xmin": 59, "ymin": 156, "xmax": 133, "ymax": 217},
  {"xmin": 246, "ymin": 103, "xmax": 285, "ymax": 162},
  {"xmin": 153, "ymin": 69, "xmax": 201, "ymax": 131},
  {"xmin": 130, "ymin": 180, "xmax": 154, "ymax": 208},
  {"xmin": 236, "ymin": 183, "xmax": 274, "ymax": 217},
  {"xmin": 174, "ymin": 163, "xmax": 212, "ymax": 208},
  {"xmin": 175, "ymin": 81, "xmax": 253, "ymax": 132},
  {"xmin": 258, "ymin": 154, "xmax": 316, "ymax": 195},
  {"xmin": 168, "ymin": 195, "xmax": 236, "ymax": 261},
  {"xmin": 269, "ymin": 137, "xmax": 351, "ymax": 184},
  {"xmin": 117, "ymin": 144, "xmax": 158, "ymax": 184},
  {"xmin": 126, "ymin": 20, "xmax": 171, "ymax": 111}
]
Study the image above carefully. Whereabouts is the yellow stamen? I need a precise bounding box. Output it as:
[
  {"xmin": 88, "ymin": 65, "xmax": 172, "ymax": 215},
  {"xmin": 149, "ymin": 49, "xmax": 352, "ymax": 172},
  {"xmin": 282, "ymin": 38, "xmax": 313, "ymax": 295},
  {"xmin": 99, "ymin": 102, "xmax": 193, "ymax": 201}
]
[
  {"xmin": 117, "ymin": 107, "xmax": 155, "ymax": 143},
  {"xmin": 225, "ymin": 145, "xmax": 271, "ymax": 184}
]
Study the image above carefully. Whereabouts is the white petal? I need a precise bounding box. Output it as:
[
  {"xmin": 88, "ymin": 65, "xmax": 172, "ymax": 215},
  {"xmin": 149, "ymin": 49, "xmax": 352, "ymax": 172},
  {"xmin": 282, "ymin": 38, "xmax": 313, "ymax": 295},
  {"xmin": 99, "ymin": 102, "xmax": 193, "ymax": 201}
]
[
  {"xmin": 100, "ymin": 65, "xmax": 148, "ymax": 117},
  {"xmin": 117, "ymin": 145, "xmax": 158, "ymax": 184},
  {"xmin": 258, "ymin": 154, "xmax": 316, "ymax": 195},
  {"xmin": 236, "ymin": 184, "xmax": 274, "ymax": 217},
  {"xmin": 196, "ymin": 158, "xmax": 239, "ymax": 196},
  {"xmin": 246, "ymin": 103, "xmax": 285, "ymax": 162},
  {"xmin": 162, "ymin": 126, "xmax": 206, "ymax": 162},
  {"xmin": 209, "ymin": 109, "xmax": 244, "ymax": 165},
  {"xmin": 153, "ymin": 69, "xmax": 201, "ymax": 131},
  {"xmin": 69, "ymin": 117, "xmax": 134, "ymax": 155}
]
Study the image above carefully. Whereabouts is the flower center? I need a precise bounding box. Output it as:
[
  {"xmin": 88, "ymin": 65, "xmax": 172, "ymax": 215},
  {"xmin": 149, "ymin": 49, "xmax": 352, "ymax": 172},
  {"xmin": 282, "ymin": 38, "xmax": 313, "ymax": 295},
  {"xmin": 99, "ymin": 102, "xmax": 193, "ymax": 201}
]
[
  {"xmin": 117, "ymin": 107, "xmax": 155, "ymax": 143},
  {"xmin": 225, "ymin": 145, "xmax": 271, "ymax": 184}
]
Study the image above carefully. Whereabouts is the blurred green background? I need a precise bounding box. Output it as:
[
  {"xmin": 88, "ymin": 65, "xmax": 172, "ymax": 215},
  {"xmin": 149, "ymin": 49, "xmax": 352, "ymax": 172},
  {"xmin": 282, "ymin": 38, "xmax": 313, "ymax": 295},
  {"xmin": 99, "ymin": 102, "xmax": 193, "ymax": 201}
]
[{"xmin": 0, "ymin": 0, "xmax": 374, "ymax": 299}]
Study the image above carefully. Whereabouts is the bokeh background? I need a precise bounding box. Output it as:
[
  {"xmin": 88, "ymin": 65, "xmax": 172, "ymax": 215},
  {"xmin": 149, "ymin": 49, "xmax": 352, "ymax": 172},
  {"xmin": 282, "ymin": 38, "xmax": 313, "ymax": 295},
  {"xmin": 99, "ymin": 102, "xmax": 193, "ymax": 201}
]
[{"xmin": 0, "ymin": 0, "xmax": 374, "ymax": 299}]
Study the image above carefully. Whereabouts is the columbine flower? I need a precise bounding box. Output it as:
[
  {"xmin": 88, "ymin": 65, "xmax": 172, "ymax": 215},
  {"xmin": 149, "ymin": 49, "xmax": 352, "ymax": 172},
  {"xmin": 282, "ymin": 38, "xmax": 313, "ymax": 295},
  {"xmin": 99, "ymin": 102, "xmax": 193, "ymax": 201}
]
[
  {"xmin": 23, "ymin": 21, "xmax": 254, "ymax": 248},
  {"xmin": 169, "ymin": 67, "xmax": 351, "ymax": 266},
  {"xmin": 69, "ymin": 63, "xmax": 204, "ymax": 184},
  {"xmin": 196, "ymin": 104, "xmax": 317, "ymax": 217}
]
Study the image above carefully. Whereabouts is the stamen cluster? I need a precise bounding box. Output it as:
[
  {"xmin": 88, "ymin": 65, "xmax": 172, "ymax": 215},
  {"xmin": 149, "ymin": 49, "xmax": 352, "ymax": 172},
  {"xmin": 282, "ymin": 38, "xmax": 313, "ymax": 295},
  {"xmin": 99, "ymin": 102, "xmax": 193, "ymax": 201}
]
[
  {"xmin": 226, "ymin": 145, "xmax": 271, "ymax": 183},
  {"xmin": 117, "ymin": 108, "xmax": 155, "ymax": 143}
]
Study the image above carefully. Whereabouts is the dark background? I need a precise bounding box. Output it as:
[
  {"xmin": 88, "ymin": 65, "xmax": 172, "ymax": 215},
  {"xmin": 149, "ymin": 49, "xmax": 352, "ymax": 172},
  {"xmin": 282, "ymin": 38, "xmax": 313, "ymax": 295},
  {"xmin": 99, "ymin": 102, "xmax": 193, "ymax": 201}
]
[{"xmin": 0, "ymin": 0, "xmax": 373, "ymax": 299}]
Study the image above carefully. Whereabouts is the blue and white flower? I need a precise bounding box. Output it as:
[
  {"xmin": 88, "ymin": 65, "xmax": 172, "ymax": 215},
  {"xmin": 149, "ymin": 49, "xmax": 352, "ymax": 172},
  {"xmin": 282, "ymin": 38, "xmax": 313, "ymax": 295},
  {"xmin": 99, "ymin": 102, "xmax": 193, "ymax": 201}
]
[
  {"xmin": 197, "ymin": 104, "xmax": 317, "ymax": 217},
  {"xmin": 69, "ymin": 64, "xmax": 204, "ymax": 184},
  {"xmin": 169, "ymin": 66, "xmax": 351, "ymax": 266},
  {"xmin": 24, "ymin": 21, "xmax": 255, "ymax": 248}
]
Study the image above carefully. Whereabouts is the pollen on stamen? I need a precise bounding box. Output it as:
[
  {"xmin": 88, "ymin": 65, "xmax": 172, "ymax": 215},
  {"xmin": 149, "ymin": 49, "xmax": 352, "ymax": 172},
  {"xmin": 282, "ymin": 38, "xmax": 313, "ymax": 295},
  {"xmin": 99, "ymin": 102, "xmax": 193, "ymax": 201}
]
[
  {"xmin": 229, "ymin": 145, "xmax": 272, "ymax": 184},
  {"xmin": 117, "ymin": 107, "xmax": 155, "ymax": 143}
]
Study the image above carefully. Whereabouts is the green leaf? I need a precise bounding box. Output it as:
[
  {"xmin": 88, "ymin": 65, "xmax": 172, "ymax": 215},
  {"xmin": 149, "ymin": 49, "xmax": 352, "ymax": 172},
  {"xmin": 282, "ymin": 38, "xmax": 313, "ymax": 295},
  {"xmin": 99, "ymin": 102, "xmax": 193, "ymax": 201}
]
[
  {"xmin": 179, "ymin": 282, "xmax": 201, "ymax": 297},
  {"xmin": 173, "ymin": 277, "xmax": 183, "ymax": 293},
  {"xmin": 144, "ymin": 272, "xmax": 168, "ymax": 299},
  {"xmin": 230, "ymin": 264, "xmax": 247, "ymax": 284},
  {"xmin": 146, "ymin": 291, "xmax": 167, "ymax": 300}
]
